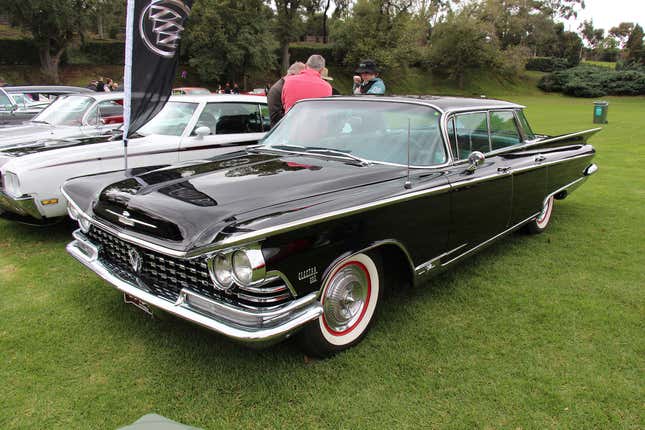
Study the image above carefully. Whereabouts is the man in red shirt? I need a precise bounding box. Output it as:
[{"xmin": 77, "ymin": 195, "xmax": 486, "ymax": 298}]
[{"xmin": 282, "ymin": 55, "xmax": 332, "ymax": 112}]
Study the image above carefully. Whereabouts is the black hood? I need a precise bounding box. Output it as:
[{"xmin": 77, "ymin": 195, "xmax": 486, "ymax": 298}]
[
  {"xmin": 89, "ymin": 151, "xmax": 406, "ymax": 248},
  {"xmin": 0, "ymin": 134, "xmax": 116, "ymax": 158}
]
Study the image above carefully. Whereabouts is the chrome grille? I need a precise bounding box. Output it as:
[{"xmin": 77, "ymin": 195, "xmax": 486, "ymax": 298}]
[{"xmin": 86, "ymin": 226, "xmax": 294, "ymax": 308}]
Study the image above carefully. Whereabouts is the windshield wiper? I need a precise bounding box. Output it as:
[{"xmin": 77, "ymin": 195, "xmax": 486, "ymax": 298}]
[
  {"xmin": 255, "ymin": 144, "xmax": 370, "ymax": 166},
  {"xmin": 269, "ymin": 144, "xmax": 308, "ymax": 151},
  {"xmin": 305, "ymin": 148, "xmax": 370, "ymax": 166}
]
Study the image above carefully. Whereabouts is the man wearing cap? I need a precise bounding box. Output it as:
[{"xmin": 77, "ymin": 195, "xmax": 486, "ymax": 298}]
[
  {"xmin": 353, "ymin": 59, "xmax": 386, "ymax": 95},
  {"xmin": 282, "ymin": 54, "xmax": 332, "ymax": 113}
]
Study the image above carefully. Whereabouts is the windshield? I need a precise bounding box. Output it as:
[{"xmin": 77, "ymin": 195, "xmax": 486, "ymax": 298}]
[
  {"xmin": 261, "ymin": 100, "xmax": 447, "ymax": 166},
  {"xmin": 33, "ymin": 95, "xmax": 94, "ymax": 126},
  {"xmin": 137, "ymin": 102, "xmax": 198, "ymax": 136},
  {"xmin": 0, "ymin": 90, "xmax": 14, "ymax": 110}
]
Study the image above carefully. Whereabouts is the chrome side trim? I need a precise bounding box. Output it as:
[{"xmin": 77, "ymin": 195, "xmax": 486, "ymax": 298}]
[
  {"xmin": 512, "ymin": 152, "xmax": 595, "ymax": 174},
  {"xmin": 61, "ymin": 150, "xmax": 595, "ymax": 260},
  {"xmin": 531, "ymin": 128, "xmax": 601, "ymax": 146},
  {"xmin": 441, "ymin": 213, "xmax": 540, "ymax": 267},
  {"xmin": 415, "ymin": 243, "xmax": 468, "ymax": 275},
  {"xmin": 67, "ymin": 237, "xmax": 323, "ymax": 345},
  {"xmin": 62, "ymin": 183, "xmax": 452, "ymax": 258}
]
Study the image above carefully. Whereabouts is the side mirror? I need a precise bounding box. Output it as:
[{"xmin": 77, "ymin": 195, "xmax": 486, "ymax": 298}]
[
  {"xmin": 467, "ymin": 151, "xmax": 485, "ymax": 173},
  {"xmin": 194, "ymin": 126, "xmax": 211, "ymax": 139}
]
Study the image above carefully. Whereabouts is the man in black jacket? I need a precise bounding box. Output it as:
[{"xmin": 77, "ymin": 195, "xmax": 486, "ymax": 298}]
[{"xmin": 267, "ymin": 62, "xmax": 305, "ymax": 127}]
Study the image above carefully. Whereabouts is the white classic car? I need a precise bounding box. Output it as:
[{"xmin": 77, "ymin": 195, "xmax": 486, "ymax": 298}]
[
  {"xmin": 0, "ymin": 94, "xmax": 270, "ymax": 223},
  {"xmin": 0, "ymin": 92, "xmax": 125, "ymax": 146}
]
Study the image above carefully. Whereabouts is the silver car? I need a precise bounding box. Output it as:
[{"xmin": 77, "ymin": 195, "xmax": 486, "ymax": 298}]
[{"xmin": 0, "ymin": 92, "xmax": 124, "ymax": 149}]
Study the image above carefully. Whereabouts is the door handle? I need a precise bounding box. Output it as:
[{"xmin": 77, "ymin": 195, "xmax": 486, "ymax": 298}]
[
  {"xmin": 497, "ymin": 166, "xmax": 512, "ymax": 174},
  {"xmin": 535, "ymin": 154, "xmax": 547, "ymax": 162}
]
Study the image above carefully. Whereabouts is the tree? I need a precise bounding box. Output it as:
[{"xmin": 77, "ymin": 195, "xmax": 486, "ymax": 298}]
[
  {"xmin": 274, "ymin": 0, "xmax": 303, "ymax": 73},
  {"xmin": 0, "ymin": 0, "xmax": 96, "ymax": 83},
  {"xmin": 186, "ymin": 0, "xmax": 277, "ymax": 87},
  {"xmin": 609, "ymin": 22, "xmax": 635, "ymax": 48},
  {"xmin": 624, "ymin": 24, "xmax": 645, "ymax": 65},
  {"xmin": 91, "ymin": 0, "xmax": 126, "ymax": 40},
  {"xmin": 331, "ymin": 0, "xmax": 425, "ymax": 70},
  {"xmin": 427, "ymin": 10, "xmax": 501, "ymax": 89},
  {"xmin": 579, "ymin": 20, "xmax": 604, "ymax": 49}
]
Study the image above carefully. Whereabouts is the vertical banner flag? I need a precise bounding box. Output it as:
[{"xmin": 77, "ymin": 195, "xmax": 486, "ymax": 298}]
[{"xmin": 123, "ymin": 0, "xmax": 193, "ymax": 167}]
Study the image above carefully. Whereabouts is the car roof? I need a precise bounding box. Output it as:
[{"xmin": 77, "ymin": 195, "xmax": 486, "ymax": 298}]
[
  {"xmin": 299, "ymin": 95, "xmax": 524, "ymax": 113},
  {"xmin": 169, "ymin": 94, "xmax": 268, "ymax": 103},
  {"xmin": 57, "ymin": 92, "xmax": 124, "ymax": 101},
  {"xmin": 3, "ymin": 85, "xmax": 94, "ymax": 94}
]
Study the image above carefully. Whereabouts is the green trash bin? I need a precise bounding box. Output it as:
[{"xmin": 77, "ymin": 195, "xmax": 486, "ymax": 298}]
[{"xmin": 593, "ymin": 101, "xmax": 608, "ymax": 124}]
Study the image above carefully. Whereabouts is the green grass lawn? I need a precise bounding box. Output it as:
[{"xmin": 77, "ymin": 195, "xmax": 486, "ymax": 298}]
[{"xmin": 1, "ymin": 93, "xmax": 643, "ymax": 429}]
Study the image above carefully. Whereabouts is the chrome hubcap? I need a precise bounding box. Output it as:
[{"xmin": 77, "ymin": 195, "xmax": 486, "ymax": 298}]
[{"xmin": 323, "ymin": 264, "xmax": 369, "ymax": 333}]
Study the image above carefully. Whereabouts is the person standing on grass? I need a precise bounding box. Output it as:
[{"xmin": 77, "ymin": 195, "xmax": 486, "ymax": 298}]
[
  {"xmin": 267, "ymin": 61, "xmax": 306, "ymax": 126},
  {"xmin": 281, "ymin": 55, "xmax": 332, "ymax": 113}
]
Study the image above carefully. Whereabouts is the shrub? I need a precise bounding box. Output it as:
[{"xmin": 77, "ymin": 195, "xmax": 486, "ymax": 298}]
[
  {"xmin": 81, "ymin": 41, "xmax": 125, "ymax": 65},
  {"xmin": 0, "ymin": 39, "xmax": 39, "ymax": 65},
  {"xmin": 538, "ymin": 64, "xmax": 645, "ymax": 97},
  {"xmin": 526, "ymin": 57, "xmax": 569, "ymax": 72}
]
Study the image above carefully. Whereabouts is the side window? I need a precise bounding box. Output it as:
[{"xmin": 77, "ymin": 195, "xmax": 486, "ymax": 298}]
[
  {"xmin": 447, "ymin": 117, "xmax": 459, "ymax": 160},
  {"xmin": 193, "ymin": 103, "xmax": 264, "ymax": 135},
  {"xmin": 87, "ymin": 100, "xmax": 124, "ymax": 125},
  {"xmin": 516, "ymin": 110, "xmax": 535, "ymax": 140},
  {"xmin": 259, "ymin": 104, "xmax": 271, "ymax": 131},
  {"xmin": 193, "ymin": 103, "xmax": 219, "ymax": 135},
  {"xmin": 0, "ymin": 91, "xmax": 12, "ymax": 110},
  {"xmin": 489, "ymin": 111, "xmax": 521, "ymax": 150},
  {"xmin": 454, "ymin": 112, "xmax": 489, "ymax": 158}
]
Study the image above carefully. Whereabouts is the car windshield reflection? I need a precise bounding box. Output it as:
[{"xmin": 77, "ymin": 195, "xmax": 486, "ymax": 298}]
[
  {"xmin": 137, "ymin": 102, "xmax": 198, "ymax": 137},
  {"xmin": 32, "ymin": 95, "xmax": 94, "ymax": 126},
  {"xmin": 261, "ymin": 100, "xmax": 447, "ymax": 166}
]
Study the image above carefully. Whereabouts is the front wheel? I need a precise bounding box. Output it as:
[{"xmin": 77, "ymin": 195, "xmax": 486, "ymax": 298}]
[
  {"xmin": 297, "ymin": 252, "xmax": 383, "ymax": 358},
  {"xmin": 524, "ymin": 195, "xmax": 554, "ymax": 234}
]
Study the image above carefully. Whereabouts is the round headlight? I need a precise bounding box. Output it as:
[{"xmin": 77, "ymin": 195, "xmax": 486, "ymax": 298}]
[
  {"xmin": 209, "ymin": 253, "xmax": 234, "ymax": 290},
  {"xmin": 231, "ymin": 247, "xmax": 266, "ymax": 286},
  {"xmin": 232, "ymin": 250, "xmax": 253, "ymax": 285}
]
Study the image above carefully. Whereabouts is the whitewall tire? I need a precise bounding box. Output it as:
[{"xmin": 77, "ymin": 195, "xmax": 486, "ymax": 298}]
[
  {"xmin": 298, "ymin": 252, "xmax": 383, "ymax": 357},
  {"xmin": 525, "ymin": 195, "xmax": 554, "ymax": 234}
]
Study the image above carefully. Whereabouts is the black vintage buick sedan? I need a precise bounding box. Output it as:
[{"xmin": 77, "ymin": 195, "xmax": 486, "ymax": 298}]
[{"xmin": 63, "ymin": 96, "xmax": 598, "ymax": 356}]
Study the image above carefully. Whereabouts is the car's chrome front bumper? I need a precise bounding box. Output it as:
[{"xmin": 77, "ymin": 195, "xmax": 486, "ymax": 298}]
[
  {"xmin": 66, "ymin": 231, "xmax": 323, "ymax": 347},
  {"xmin": 0, "ymin": 190, "xmax": 42, "ymax": 220}
]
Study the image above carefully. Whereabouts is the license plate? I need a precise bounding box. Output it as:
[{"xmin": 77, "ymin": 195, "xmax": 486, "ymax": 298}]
[{"xmin": 123, "ymin": 293, "xmax": 154, "ymax": 317}]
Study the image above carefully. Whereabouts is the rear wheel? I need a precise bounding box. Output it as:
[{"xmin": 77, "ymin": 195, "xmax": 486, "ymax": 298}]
[
  {"xmin": 524, "ymin": 195, "xmax": 554, "ymax": 234},
  {"xmin": 297, "ymin": 252, "xmax": 383, "ymax": 358}
]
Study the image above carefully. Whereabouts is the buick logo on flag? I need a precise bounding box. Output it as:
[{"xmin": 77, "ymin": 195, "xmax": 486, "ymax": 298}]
[{"xmin": 139, "ymin": 0, "xmax": 191, "ymax": 58}]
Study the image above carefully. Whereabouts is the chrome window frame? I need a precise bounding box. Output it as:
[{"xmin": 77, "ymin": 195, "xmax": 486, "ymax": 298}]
[
  {"xmin": 447, "ymin": 108, "xmax": 541, "ymax": 166},
  {"xmin": 446, "ymin": 110, "xmax": 491, "ymax": 161}
]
